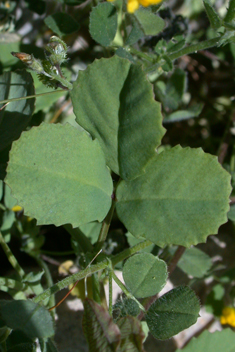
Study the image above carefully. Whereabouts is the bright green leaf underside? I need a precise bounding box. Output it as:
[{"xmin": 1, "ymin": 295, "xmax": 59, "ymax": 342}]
[
  {"xmin": 5, "ymin": 123, "xmax": 113, "ymax": 227},
  {"xmin": 71, "ymin": 56, "xmax": 165, "ymax": 180},
  {"xmin": 123, "ymin": 253, "xmax": 167, "ymax": 298},
  {"xmin": 116, "ymin": 145, "xmax": 231, "ymax": 247},
  {"xmin": 146, "ymin": 286, "xmax": 200, "ymax": 340},
  {"xmin": 176, "ymin": 329, "xmax": 235, "ymax": 352}
]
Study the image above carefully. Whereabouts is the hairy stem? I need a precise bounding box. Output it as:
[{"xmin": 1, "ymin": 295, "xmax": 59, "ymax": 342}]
[
  {"xmin": 0, "ymin": 231, "xmax": 25, "ymax": 279},
  {"xmin": 33, "ymin": 240, "xmax": 153, "ymax": 304},
  {"xmin": 145, "ymin": 36, "xmax": 221, "ymax": 73},
  {"xmin": 0, "ymin": 90, "xmax": 66, "ymax": 105},
  {"xmin": 95, "ymin": 196, "xmax": 116, "ymax": 252}
]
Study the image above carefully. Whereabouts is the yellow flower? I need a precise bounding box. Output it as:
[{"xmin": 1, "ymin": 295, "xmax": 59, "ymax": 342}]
[
  {"xmin": 107, "ymin": 0, "xmax": 162, "ymax": 13},
  {"xmin": 11, "ymin": 205, "xmax": 23, "ymax": 212},
  {"xmin": 220, "ymin": 307, "xmax": 235, "ymax": 327},
  {"xmin": 127, "ymin": 0, "xmax": 162, "ymax": 13}
]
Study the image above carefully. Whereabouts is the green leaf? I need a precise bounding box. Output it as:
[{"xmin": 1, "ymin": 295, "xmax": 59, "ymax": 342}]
[
  {"xmin": 113, "ymin": 298, "xmax": 140, "ymax": 318},
  {"xmin": 0, "ymin": 300, "xmax": 54, "ymax": 338},
  {"xmin": 71, "ymin": 56, "xmax": 165, "ymax": 180},
  {"xmin": 0, "ymin": 71, "xmax": 35, "ymax": 152},
  {"xmin": 116, "ymin": 146, "xmax": 231, "ymax": 247},
  {"xmin": 63, "ymin": 0, "xmax": 86, "ymax": 5},
  {"xmin": 5, "ymin": 123, "xmax": 113, "ymax": 227},
  {"xmin": 125, "ymin": 16, "xmax": 144, "ymax": 45},
  {"xmin": 126, "ymin": 232, "xmax": 155, "ymax": 253},
  {"xmin": 228, "ymin": 203, "xmax": 235, "ymax": 221},
  {"xmin": 44, "ymin": 13, "xmax": 80, "ymax": 37},
  {"xmin": 164, "ymin": 103, "xmax": 204, "ymax": 123},
  {"xmin": 0, "ymin": 325, "xmax": 11, "ymax": 344},
  {"xmin": 123, "ymin": 253, "xmax": 167, "ymax": 298},
  {"xmin": 157, "ymin": 68, "xmax": 186, "ymax": 110},
  {"xmin": 224, "ymin": 0, "xmax": 235, "ymax": 23},
  {"xmin": 115, "ymin": 48, "xmax": 135, "ymax": 63},
  {"xmin": 0, "ymin": 35, "xmax": 20, "ymax": 69},
  {"xmin": 116, "ymin": 316, "xmax": 145, "ymax": 352},
  {"xmin": 39, "ymin": 338, "xmax": 59, "ymax": 352},
  {"xmin": 176, "ymin": 329, "xmax": 235, "ymax": 352},
  {"xmin": 4, "ymin": 184, "xmax": 17, "ymax": 209},
  {"xmin": 89, "ymin": 3, "xmax": 118, "ymax": 47},
  {"xmin": 205, "ymin": 284, "xmax": 224, "ymax": 316},
  {"xmin": 146, "ymin": 286, "xmax": 200, "ymax": 340},
  {"xmin": 82, "ymin": 299, "xmax": 121, "ymax": 352},
  {"xmin": 134, "ymin": 8, "xmax": 165, "ymax": 36},
  {"xmin": 203, "ymin": 0, "xmax": 221, "ymax": 29},
  {"xmin": 176, "ymin": 247, "xmax": 212, "ymax": 278}
]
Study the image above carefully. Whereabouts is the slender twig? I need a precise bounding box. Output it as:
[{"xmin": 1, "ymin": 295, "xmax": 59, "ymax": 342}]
[
  {"xmin": 0, "ymin": 231, "xmax": 25, "ymax": 279},
  {"xmin": 145, "ymin": 37, "xmax": 221, "ymax": 73},
  {"xmin": 95, "ymin": 194, "xmax": 116, "ymax": 252},
  {"xmin": 50, "ymin": 99, "xmax": 71, "ymax": 123},
  {"xmin": 168, "ymin": 245, "xmax": 186, "ymax": 276},
  {"xmin": 0, "ymin": 90, "xmax": 66, "ymax": 105}
]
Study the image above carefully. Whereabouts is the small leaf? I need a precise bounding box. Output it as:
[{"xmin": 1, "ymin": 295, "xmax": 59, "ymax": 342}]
[
  {"xmin": 0, "ymin": 300, "xmax": 54, "ymax": 339},
  {"xmin": 113, "ymin": 298, "xmax": 140, "ymax": 318},
  {"xmin": 89, "ymin": 3, "xmax": 118, "ymax": 47},
  {"xmin": 125, "ymin": 16, "xmax": 144, "ymax": 45},
  {"xmin": 146, "ymin": 286, "xmax": 200, "ymax": 340},
  {"xmin": 176, "ymin": 247, "xmax": 212, "ymax": 278},
  {"xmin": 176, "ymin": 329, "xmax": 235, "ymax": 352},
  {"xmin": 71, "ymin": 56, "xmax": 165, "ymax": 180},
  {"xmin": 39, "ymin": 338, "xmax": 59, "ymax": 352},
  {"xmin": 164, "ymin": 103, "xmax": 204, "ymax": 123},
  {"xmin": 82, "ymin": 299, "xmax": 121, "ymax": 352},
  {"xmin": 224, "ymin": 0, "xmax": 235, "ymax": 23},
  {"xmin": 44, "ymin": 13, "xmax": 80, "ymax": 37},
  {"xmin": 134, "ymin": 8, "xmax": 165, "ymax": 36},
  {"xmin": 116, "ymin": 146, "xmax": 231, "ymax": 247},
  {"xmin": 0, "ymin": 71, "xmax": 35, "ymax": 151},
  {"xmin": 116, "ymin": 316, "xmax": 145, "ymax": 352},
  {"xmin": 228, "ymin": 203, "xmax": 235, "ymax": 221},
  {"xmin": 123, "ymin": 253, "xmax": 167, "ymax": 298},
  {"xmin": 203, "ymin": 0, "xmax": 221, "ymax": 29},
  {"xmin": 5, "ymin": 123, "xmax": 113, "ymax": 227}
]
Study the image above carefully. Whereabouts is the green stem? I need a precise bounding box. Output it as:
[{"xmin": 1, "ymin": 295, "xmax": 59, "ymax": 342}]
[
  {"xmin": 112, "ymin": 271, "xmax": 145, "ymax": 312},
  {"xmin": 111, "ymin": 240, "xmax": 153, "ymax": 266},
  {"xmin": 50, "ymin": 72, "xmax": 73, "ymax": 90},
  {"xmin": 0, "ymin": 231, "xmax": 25, "ymax": 279},
  {"xmin": 95, "ymin": 197, "xmax": 116, "ymax": 252},
  {"xmin": 108, "ymin": 269, "xmax": 113, "ymax": 316},
  {"xmin": 129, "ymin": 47, "xmax": 155, "ymax": 63},
  {"xmin": 34, "ymin": 255, "xmax": 55, "ymax": 315},
  {"xmin": 33, "ymin": 240, "xmax": 153, "ymax": 304},
  {"xmin": 0, "ymin": 90, "xmax": 67, "ymax": 105},
  {"xmin": 0, "ymin": 277, "xmax": 27, "ymax": 291},
  {"xmin": 145, "ymin": 36, "xmax": 221, "ymax": 73},
  {"xmin": 32, "ymin": 258, "xmax": 110, "ymax": 303}
]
